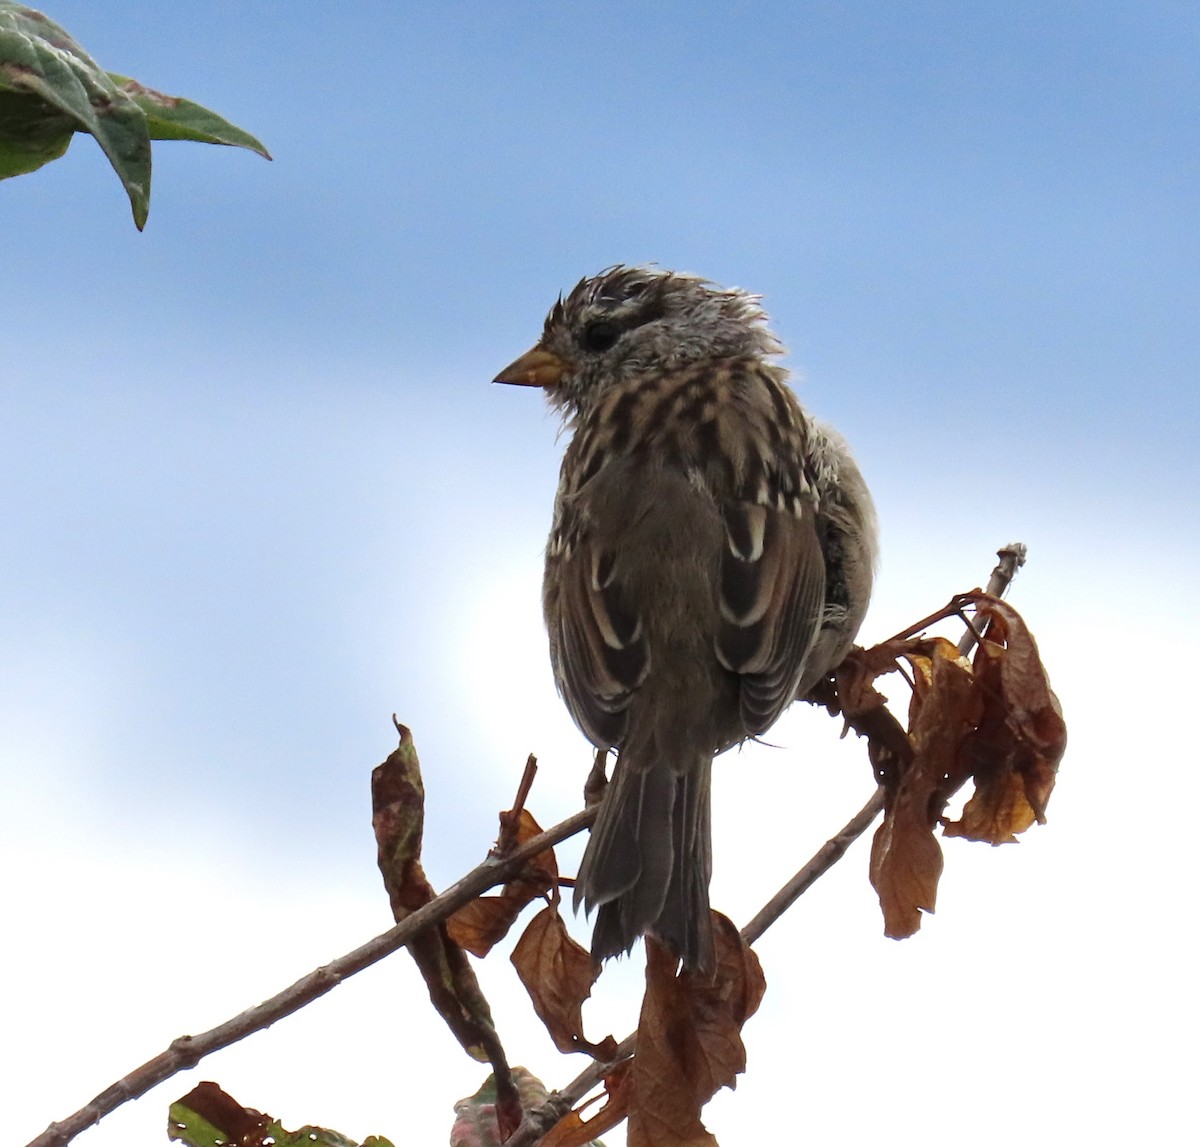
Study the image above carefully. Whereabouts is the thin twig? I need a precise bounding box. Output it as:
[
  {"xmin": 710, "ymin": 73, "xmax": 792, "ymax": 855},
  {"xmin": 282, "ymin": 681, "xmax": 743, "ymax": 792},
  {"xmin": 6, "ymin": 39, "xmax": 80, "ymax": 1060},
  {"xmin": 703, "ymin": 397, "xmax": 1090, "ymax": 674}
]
[
  {"xmin": 741, "ymin": 786, "xmax": 886, "ymax": 944},
  {"xmin": 505, "ymin": 786, "xmax": 887, "ymax": 1146},
  {"xmin": 885, "ymin": 543, "xmax": 1028, "ymax": 650},
  {"xmin": 956, "ymin": 542, "xmax": 1027, "ymax": 656},
  {"xmin": 498, "ymin": 754, "xmax": 540, "ymax": 853},
  {"xmin": 26, "ymin": 806, "xmax": 598, "ymax": 1147}
]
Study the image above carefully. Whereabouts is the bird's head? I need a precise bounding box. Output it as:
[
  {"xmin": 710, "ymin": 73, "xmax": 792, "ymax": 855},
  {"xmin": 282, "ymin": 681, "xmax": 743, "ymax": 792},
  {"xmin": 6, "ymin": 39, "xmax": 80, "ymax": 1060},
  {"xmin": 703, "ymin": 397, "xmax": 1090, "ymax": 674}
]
[{"xmin": 494, "ymin": 265, "xmax": 784, "ymax": 419}]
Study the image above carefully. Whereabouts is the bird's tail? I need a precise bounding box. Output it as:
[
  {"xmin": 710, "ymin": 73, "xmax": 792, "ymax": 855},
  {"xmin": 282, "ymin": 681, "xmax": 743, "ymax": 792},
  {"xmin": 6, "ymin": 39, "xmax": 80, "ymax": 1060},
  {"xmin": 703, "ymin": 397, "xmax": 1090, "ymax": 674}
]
[{"xmin": 574, "ymin": 749, "xmax": 714, "ymax": 972}]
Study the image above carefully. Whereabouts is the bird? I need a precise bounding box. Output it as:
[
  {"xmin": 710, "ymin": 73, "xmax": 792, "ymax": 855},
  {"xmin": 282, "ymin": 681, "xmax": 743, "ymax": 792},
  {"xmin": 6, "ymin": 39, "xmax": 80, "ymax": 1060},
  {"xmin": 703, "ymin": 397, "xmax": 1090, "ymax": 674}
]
[{"xmin": 494, "ymin": 266, "xmax": 877, "ymax": 972}]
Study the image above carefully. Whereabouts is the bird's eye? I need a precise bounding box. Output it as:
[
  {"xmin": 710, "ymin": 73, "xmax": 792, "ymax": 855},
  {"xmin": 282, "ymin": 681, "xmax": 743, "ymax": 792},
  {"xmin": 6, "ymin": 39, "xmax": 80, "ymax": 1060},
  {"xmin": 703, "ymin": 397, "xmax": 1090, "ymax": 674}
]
[{"xmin": 581, "ymin": 321, "xmax": 620, "ymax": 353}]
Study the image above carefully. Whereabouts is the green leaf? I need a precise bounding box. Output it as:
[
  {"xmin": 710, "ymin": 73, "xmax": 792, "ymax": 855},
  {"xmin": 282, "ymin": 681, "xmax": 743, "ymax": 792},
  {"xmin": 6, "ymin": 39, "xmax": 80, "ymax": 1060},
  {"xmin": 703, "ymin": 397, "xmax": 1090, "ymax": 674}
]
[
  {"xmin": 269, "ymin": 1124, "xmax": 360, "ymax": 1147},
  {"xmin": 0, "ymin": 3, "xmax": 268, "ymax": 228},
  {"xmin": 108, "ymin": 72, "xmax": 270, "ymax": 158},
  {"xmin": 0, "ymin": 85, "xmax": 72, "ymax": 176},
  {"xmin": 166, "ymin": 1099, "xmax": 231, "ymax": 1147},
  {"xmin": 170, "ymin": 1083, "xmax": 394, "ymax": 1147},
  {"xmin": 0, "ymin": 2, "xmax": 152, "ymax": 226}
]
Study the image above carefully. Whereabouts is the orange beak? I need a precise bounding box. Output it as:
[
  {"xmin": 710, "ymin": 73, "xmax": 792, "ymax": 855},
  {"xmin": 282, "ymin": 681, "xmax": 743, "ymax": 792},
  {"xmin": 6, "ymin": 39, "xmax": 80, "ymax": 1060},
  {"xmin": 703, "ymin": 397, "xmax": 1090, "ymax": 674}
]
[{"xmin": 493, "ymin": 346, "xmax": 567, "ymax": 389}]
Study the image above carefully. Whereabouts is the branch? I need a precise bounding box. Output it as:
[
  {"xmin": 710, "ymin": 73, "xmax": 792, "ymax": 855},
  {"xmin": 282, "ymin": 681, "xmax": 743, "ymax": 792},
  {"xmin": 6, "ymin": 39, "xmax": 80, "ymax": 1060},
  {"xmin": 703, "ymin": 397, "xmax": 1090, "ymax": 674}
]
[
  {"xmin": 741, "ymin": 786, "xmax": 886, "ymax": 944},
  {"xmin": 884, "ymin": 543, "xmax": 1028, "ymax": 649},
  {"xmin": 505, "ymin": 786, "xmax": 886, "ymax": 1146},
  {"xmin": 956, "ymin": 542, "xmax": 1026, "ymax": 656},
  {"xmin": 26, "ymin": 806, "xmax": 597, "ymax": 1147}
]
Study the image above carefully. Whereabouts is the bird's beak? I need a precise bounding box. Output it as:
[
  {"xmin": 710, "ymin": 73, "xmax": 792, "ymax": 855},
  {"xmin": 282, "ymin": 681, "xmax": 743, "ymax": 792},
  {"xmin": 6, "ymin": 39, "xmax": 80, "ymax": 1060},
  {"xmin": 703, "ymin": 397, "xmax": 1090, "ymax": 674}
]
[{"xmin": 493, "ymin": 346, "xmax": 567, "ymax": 389}]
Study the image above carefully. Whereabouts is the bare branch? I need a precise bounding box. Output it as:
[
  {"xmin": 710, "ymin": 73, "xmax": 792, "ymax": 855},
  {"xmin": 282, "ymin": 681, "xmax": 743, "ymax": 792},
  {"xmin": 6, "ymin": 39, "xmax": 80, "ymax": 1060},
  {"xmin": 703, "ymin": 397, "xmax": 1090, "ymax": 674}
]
[
  {"xmin": 883, "ymin": 543, "xmax": 1027, "ymax": 649},
  {"xmin": 956, "ymin": 542, "xmax": 1026, "ymax": 656},
  {"xmin": 26, "ymin": 806, "xmax": 597, "ymax": 1147},
  {"xmin": 741, "ymin": 786, "xmax": 886, "ymax": 944},
  {"xmin": 498, "ymin": 754, "xmax": 540, "ymax": 853}
]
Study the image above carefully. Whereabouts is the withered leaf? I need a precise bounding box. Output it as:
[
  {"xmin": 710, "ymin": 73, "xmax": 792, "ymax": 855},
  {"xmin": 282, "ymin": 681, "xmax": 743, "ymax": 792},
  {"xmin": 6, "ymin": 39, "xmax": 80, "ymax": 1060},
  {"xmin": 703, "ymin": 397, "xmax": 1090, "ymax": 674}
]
[
  {"xmin": 869, "ymin": 792, "xmax": 945, "ymax": 940},
  {"xmin": 537, "ymin": 1062, "xmax": 632, "ymax": 1147},
  {"xmin": 451, "ymin": 1068, "xmax": 548, "ymax": 1147},
  {"xmin": 830, "ymin": 643, "xmax": 917, "ymax": 785},
  {"xmin": 846, "ymin": 592, "xmax": 1066, "ymax": 939},
  {"xmin": 371, "ymin": 727, "xmax": 499, "ymax": 1064},
  {"xmin": 628, "ymin": 917, "xmax": 765, "ymax": 1147},
  {"xmin": 446, "ymin": 895, "xmax": 529, "ymax": 959},
  {"xmin": 447, "ymin": 808, "xmax": 557, "ymax": 957},
  {"xmin": 511, "ymin": 903, "xmax": 616, "ymax": 1059},
  {"xmin": 497, "ymin": 1090, "xmax": 523, "ymax": 1143},
  {"xmin": 945, "ymin": 594, "xmax": 1066, "ymax": 843},
  {"xmin": 677, "ymin": 913, "xmax": 766, "ymax": 1096},
  {"xmin": 372, "ymin": 724, "xmax": 433, "ymax": 919},
  {"xmin": 629, "ymin": 942, "xmax": 717, "ymax": 1147},
  {"xmin": 870, "ymin": 640, "xmax": 972, "ymax": 938},
  {"xmin": 505, "ymin": 807, "xmax": 560, "ymax": 888},
  {"xmin": 831, "ymin": 639, "xmax": 907, "ymax": 717},
  {"xmin": 878, "ymin": 643, "xmax": 979, "ymax": 935},
  {"xmin": 533, "ymin": 1109, "xmax": 591, "ymax": 1147}
]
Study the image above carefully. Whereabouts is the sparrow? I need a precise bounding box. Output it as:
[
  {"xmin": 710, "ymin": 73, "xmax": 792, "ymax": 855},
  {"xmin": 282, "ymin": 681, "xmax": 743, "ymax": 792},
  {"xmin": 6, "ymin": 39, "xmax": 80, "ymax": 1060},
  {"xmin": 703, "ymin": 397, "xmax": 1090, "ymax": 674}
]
[{"xmin": 495, "ymin": 266, "xmax": 877, "ymax": 971}]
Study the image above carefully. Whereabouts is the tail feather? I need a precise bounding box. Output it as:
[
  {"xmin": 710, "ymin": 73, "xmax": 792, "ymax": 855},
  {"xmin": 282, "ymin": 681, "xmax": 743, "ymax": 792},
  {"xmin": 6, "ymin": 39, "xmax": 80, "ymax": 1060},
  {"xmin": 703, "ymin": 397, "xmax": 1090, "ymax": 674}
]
[
  {"xmin": 652, "ymin": 763, "xmax": 713, "ymax": 971},
  {"xmin": 576, "ymin": 749, "xmax": 714, "ymax": 971}
]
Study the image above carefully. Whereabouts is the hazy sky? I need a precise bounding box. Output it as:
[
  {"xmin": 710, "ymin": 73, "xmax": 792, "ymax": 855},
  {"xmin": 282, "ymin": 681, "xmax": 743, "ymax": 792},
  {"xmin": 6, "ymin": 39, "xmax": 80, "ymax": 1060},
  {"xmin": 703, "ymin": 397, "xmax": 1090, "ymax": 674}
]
[{"xmin": 4, "ymin": 4, "xmax": 1197, "ymax": 1145}]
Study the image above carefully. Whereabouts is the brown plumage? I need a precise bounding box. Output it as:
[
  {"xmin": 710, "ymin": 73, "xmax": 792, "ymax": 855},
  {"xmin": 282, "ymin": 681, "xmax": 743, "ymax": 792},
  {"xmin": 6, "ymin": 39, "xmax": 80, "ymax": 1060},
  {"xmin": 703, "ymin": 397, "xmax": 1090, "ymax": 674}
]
[{"xmin": 495, "ymin": 266, "xmax": 877, "ymax": 971}]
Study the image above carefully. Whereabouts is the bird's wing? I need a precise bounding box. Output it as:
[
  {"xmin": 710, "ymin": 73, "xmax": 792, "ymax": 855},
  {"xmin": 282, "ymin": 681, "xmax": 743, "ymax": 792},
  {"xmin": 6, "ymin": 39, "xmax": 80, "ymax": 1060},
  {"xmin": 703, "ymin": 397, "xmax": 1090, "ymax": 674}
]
[
  {"xmin": 715, "ymin": 498, "xmax": 827, "ymax": 734},
  {"xmin": 545, "ymin": 517, "xmax": 648, "ymax": 749}
]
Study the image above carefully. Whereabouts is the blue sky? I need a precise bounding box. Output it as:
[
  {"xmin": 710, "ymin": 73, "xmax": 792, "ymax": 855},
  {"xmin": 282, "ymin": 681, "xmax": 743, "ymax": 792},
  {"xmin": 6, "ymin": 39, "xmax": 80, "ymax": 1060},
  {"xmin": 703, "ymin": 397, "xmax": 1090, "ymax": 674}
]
[{"xmin": 3, "ymin": 3, "xmax": 1197, "ymax": 1145}]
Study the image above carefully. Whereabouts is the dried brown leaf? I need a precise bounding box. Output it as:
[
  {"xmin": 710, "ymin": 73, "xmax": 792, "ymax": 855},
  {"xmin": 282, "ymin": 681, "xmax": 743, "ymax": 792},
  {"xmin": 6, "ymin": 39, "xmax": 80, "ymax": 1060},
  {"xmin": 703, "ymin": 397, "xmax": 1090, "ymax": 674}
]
[
  {"xmin": 506, "ymin": 807, "xmax": 560, "ymax": 886},
  {"xmin": 536, "ymin": 1062, "xmax": 632, "ymax": 1147},
  {"xmin": 446, "ymin": 895, "xmax": 528, "ymax": 959},
  {"xmin": 628, "ymin": 917, "xmax": 765, "ymax": 1147},
  {"xmin": 871, "ymin": 641, "xmax": 975, "ymax": 937},
  {"xmin": 446, "ymin": 809, "xmax": 557, "ymax": 957},
  {"xmin": 452, "ymin": 1069, "xmax": 546, "ymax": 1147},
  {"xmin": 534, "ymin": 1110, "xmax": 592, "ymax": 1147},
  {"xmin": 512, "ymin": 903, "xmax": 616, "ymax": 1058},
  {"xmin": 822, "ymin": 594, "xmax": 1066, "ymax": 939},
  {"xmin": 869, "ymin": 793, "xmax": 945, "ymax": 939},
  {"xmin": 371, "ymin": 727, "xmax": 499, "ymax": 1064},
  {"xmin": 945, "ymin": 594, "xmax": 1066, "ymax": 843},
  {"xmin": 372, "ymin": 724, "xmax": 435, "ymax": 917},
  {"xmin": 830, "ymin": 642, "xmax": 918, "ymax": 785},
  {"xmin": 629, "ymin": 941, "xmax": 717, "ymax": 1147},
  {"xmin": 713, "ymin": 913, "xmax": 767, "ymax": 1024}
]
